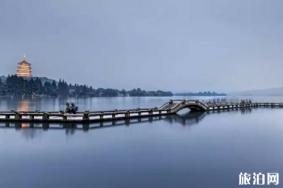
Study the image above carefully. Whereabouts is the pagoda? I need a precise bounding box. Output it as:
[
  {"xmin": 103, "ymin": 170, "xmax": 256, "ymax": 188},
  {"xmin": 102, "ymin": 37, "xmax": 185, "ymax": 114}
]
[{"xmin": 16, "ymin": 55, "xmax": 32, "ymax": 78}]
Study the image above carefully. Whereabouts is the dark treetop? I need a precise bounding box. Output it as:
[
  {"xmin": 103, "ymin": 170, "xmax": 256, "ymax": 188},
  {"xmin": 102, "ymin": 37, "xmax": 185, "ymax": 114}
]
[{"xmin": 0, "ymin": 75, "xmax": 173, "ymax": 98}]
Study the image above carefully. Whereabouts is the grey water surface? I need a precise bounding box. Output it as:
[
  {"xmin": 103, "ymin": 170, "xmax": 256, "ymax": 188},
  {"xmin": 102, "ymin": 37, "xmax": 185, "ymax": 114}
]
[{"xmin": 0, "ymin": 96, "xmax": 282, "ymax": 188}]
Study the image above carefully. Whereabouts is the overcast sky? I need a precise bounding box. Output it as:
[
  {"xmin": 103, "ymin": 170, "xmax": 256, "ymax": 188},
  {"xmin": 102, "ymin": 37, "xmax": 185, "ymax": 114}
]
[{"xmin": 1, "ymin": 0, "xmax": 283, "ymax": 92}]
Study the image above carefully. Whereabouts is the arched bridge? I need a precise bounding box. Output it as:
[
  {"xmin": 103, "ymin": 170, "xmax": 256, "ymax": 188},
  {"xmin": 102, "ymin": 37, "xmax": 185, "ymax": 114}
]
[
  {"xmin": 159, "ymin": 100, "xmax": 208, "ymax": 113},
  {"xmin": 0, "ymin": 100, "xmax": 282, "ymax": 124},
  {"xmin": 160, "ymin": 99, "xmax": 283, "ymax": 114}
]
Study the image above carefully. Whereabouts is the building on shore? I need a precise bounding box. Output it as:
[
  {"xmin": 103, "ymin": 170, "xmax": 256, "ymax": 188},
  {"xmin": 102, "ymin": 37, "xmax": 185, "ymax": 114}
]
[{"xmin": 16, "ymin": 55, "xmax": 32, "ymax": 78}]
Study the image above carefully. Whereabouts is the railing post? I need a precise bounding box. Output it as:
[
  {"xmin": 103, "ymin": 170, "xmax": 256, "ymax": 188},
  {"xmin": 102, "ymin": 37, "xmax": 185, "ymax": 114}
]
[
  {"xmin": 42, "ymin": 113, "xmax": 49, "ymax": 121},
  {"xmin": 83, "ymin": 112, "xmax": 89, "ymax": 121},
  {"xmin": 62, "ymin": 114, "xmax": 67, "ymax": 121},
  {"xmin": 167, "ymin": 109, "xmax": 171, "ymax": 114},
  {"xmin": 149, "ymin": 109, "xmax": 153, "ymax": 116},
  {"xmin": 15, "ymin": 112, "xmax": 21, "ymax": 121},
  {"xmin": 125, "ymin": 111, "xmax": 130, "ymax": 119}
]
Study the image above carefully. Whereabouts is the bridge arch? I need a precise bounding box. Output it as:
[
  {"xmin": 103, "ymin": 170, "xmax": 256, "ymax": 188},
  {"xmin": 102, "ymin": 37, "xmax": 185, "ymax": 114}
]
[{"xmin": 172, "ymin": 101, "xmax": 208, "ymax": 113}]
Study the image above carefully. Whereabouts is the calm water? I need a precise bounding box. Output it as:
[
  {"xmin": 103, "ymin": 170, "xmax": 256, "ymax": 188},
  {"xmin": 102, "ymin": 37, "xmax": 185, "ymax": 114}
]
[{"xmin": 0, "ymin": 96, "xmax": 282, "ymax": 188}]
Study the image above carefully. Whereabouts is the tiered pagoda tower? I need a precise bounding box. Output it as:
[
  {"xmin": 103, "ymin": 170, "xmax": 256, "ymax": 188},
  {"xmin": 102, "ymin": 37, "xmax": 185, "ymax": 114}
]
[{"xmin": 16, "ymin": 55, "xmax": 32, "ymax": 78}]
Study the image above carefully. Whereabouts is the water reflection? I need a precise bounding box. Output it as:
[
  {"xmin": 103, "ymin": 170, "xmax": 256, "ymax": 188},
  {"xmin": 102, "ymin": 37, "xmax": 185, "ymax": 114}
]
[
  {"xmin": 0, "ymin": 112, "xmax": 207, "ymax": 138},
  {"xmin": 15, "ymin": 101, "xmax": 37, "ymax": 139},
  {"xmin": 17, "ymin": 100, "xmax": 30, "ymax": 111},
  {"xmin": 0, "ymin": 102, "xmax": 269, "ymax": 142},
  {"xmin": 0, "ymin": 97, "xmax": 282, "ymax": 188},
  {"xmin": 17, "ymin": 100, "xmax": 30, "ymax": 129},
  {"xmin": 0, "ymin": 106, "xmax": 263, "ymax": 139},
  {"xmin": 240, "ymin": 107, "xmax": 252, "ymax": 114},
  {"xmin": 165, "ymin": 111, "xmax": 206, "ymax": 126}
]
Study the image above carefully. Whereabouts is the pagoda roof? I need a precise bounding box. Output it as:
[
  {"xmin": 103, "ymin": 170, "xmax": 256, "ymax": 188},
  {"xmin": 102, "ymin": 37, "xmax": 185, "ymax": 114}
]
[{"xmin": 18, "ymin": 59, "xmax": 31, "ymax": 65}]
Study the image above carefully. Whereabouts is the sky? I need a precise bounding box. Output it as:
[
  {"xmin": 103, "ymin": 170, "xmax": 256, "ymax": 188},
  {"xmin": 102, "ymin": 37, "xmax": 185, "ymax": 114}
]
[{"xmin": 1, "ymin": 0, "xmax": 283, "ymax": 92}]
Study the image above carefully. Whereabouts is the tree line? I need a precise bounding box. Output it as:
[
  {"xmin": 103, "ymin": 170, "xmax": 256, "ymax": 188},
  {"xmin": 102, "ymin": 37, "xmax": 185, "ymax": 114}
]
[
  {"xmin": 0, "ymin": 75, "xmax": 173, "ymax": 97},
  {"xmin": 175, "ymin": 91, "xmax": 226, "ymax": 96}
]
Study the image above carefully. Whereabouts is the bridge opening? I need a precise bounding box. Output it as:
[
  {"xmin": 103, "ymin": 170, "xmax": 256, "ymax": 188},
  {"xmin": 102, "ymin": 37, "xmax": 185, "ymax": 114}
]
[
  {"xmin": 175, "ymin": 105, "xmax": 207, "ymax": 114},
  {"xmin": 176, "ymin": 108, "xmax": 191, "ymax": 115}
]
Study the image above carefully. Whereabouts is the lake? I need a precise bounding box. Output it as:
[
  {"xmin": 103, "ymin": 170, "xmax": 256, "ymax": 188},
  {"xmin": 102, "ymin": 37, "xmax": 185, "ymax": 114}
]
[{"xmin": 0, "ymin": 96, "xmax": 282, "ymax": 188}]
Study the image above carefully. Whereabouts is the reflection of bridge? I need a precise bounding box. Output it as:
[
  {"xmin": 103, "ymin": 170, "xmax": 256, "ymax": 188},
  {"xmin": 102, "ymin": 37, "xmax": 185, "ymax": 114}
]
[
  {"xmin": 165, "ymin": 111, "xmax": 206, "ymax": 126},
  {"xmin": 0, "ymin": 112, "xmax": 206, "ymax": 132},
  {"xmin": 0, "ymin": 100, "xmax": 282, "ymax": 124}
]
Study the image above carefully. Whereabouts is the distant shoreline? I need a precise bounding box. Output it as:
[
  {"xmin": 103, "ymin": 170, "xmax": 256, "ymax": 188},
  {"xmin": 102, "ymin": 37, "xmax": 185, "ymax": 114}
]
[
  {"xmin": 0, "ymin": 75, "xmax": 227, "ymax": 98},
  {"xmin": 0, "ymin": 94, "xmax": 226, "ymax": 99},
  {"xmin": 175, "ymin": 92, "xmax": 226, "ymax": 97}
]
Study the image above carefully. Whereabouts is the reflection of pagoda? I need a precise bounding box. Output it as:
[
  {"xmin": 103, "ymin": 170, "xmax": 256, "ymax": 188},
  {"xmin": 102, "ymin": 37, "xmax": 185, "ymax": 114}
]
[{"xmin": 16, "ymin": 55, "xmax": 32, "ymax": 78}]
